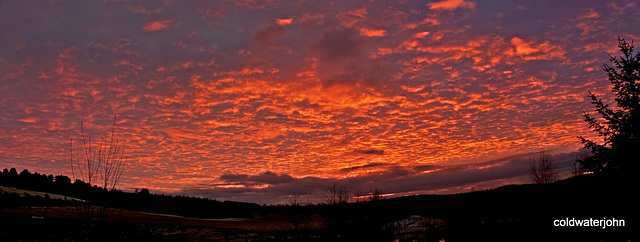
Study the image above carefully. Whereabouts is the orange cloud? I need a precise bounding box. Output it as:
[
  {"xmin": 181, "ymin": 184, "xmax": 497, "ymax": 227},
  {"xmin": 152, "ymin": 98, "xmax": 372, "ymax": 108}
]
[
  {"xmin": 578, "ymin": 8, "xmax": 599, "ymax": 19},
  {"xmin": 276, "ymin": 18, "xmax": 293, "ymax": 26},
  {"xmin": 509, "ymin": 37, "xmax": 566, "ymax": 61},
  {"xmin": 422, "ymin": 17, "xmax": 440, "ymax": 26},
  {"xmin": 413, "ymin": 32, "xmax": 430, "ymax": 38},
  {"xmin": 401, "ymin": 32, "xmax": 430, "ymax": 50},
  {"xmin": 142, "ymin": 20, "xmax": 173, "ymax": 31},
  {"xmin": 510, "ymin": 37, "xmax": 539, "ymax": 55},
  {"xmin": 18, "ymin": 117, "xmax": 38, "ymax": 123},
  {"xmin": 3, "ymin": 0, "xmax": 632, "ymax": 204},
  {"xmin": 338, "ymin": 7, "xmax": 367, "ymax": 27},
  {"xmin": 347, "ymin": 7, "xmax": 367, "ymax": 18},
  {"xmin": 428, "ymin": 0, "xmax": 476, "ymax": 11},
  {"xmin": 359, "ymin": 28, "xmax": 386, "ymax": 37},
  {"xmin": 575, "ymin": 9, "xmax": 601, "ymax": 36}
]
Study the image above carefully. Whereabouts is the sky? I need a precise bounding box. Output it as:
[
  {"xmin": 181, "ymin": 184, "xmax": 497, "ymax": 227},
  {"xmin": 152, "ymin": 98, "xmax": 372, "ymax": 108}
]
[{"xmin": 0, "ymin": 0, "xmax": 638, "ymax": 204}]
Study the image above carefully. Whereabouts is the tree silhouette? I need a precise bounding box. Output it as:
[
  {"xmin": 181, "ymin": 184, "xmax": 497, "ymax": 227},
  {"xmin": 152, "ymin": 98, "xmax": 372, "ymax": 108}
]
[
  {"xmin": 138, "ymin": 188, "xmax": 150, "ymax": 195},
  {"xmin": 529, "ymin": 152, "xmax": 558, "ymax": 184},
  {"xmin": 70, "ymin": 115, "xmax": 126, "ymax": 191},
  {"xmin": 9, "ymin": 168, "xmax": 17, "ymax": 176},
  {"xmin": 569, "ymin": 153, "xmax": 589, "ymax": 177},
  {"xmin": 368, "ymin": 186, "xmax": 382, "ymax": 201},
  {"xmin": 579, "ymin": 37, "xmax": 640, "ymax": 173},
  {"xmin": 284, "ymin": 193, "xmax": 314, "ymax": 234},
  {"xmin": 322, "ymin": 183, "xmax": 350, "ymax": 205},
  {"xmin": 69, "ymin": 115, "xmax": 127, "ymax": 220}
]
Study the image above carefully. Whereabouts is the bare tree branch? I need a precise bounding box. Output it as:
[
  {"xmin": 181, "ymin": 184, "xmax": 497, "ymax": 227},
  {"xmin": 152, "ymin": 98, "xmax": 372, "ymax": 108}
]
[
  {"xmin": 322, "ymin": 183, "xmax": 350, "ymax": 205},
  {"xmin": 70, "ymin": 115, "xmax": 127, "ymax": 220},
  {"xmin": 529, "ymin": 152, "xmax": 558, "ymax": 184}
]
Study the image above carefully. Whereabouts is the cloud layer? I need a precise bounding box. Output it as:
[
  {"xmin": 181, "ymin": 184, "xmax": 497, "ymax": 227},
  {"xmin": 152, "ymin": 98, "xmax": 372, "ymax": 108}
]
[{"xmin": 0, "ymin": 0, "xmax": 637, "ymax": 204}]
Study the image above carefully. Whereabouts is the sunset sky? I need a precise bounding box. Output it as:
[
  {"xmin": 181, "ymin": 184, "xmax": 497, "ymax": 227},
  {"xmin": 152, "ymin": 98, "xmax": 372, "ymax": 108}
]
[{"xmin": 1, "ymin": 0, "xmax": 638, "ymax": 204}]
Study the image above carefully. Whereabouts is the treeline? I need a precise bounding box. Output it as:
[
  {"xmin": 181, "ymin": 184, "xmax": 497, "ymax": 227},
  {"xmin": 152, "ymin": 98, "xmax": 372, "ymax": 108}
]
[
  {"xmin": 0, "ymin": 168, "xmax": 260, "ymax": 218},
  {"xmin": 0, "ymin": 168, "xmax": 98, "ymax": 198}
]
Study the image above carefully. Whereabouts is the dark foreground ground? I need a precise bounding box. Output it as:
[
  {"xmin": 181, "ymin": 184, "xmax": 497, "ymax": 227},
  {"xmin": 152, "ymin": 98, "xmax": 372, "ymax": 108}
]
[{"xmin": 1, "ymin": 172, "xmax": 638, "ymax": 242}]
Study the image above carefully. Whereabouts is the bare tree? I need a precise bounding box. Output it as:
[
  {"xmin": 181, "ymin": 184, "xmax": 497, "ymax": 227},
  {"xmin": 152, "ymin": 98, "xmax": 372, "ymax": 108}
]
[
  {"xmin": 529, "ymin": 152, "xmax": 558, "ymax": 184},
  {"xmin": 368, "ymin": 186, "xmax": 382, "ymax": 201},
  {"xmin": 569, "ymin": 153, "xmax": 589, "ymax": 177},
  {"xmin": 353, "ymin": 188, "xmax": 365, "ymax": 203},
  {"xmin": 70, "ymin": 115, "xmax": 127, "ymax": 220},
  {"xmin": 322, "ymin": 183, "xmax": 350, "ymax": 205},
  {"xmin": 285, "ymin": 193, "xmax": 314, "ymax": 232}
]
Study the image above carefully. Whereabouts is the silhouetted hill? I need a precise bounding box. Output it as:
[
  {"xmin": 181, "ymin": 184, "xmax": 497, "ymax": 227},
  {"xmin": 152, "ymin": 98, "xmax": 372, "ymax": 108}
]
[
  {"xmin": 326, "ymin": 172, "xmax": 637, "ymax": 241},
  {"xmin": 0, "ymin": 168, "xmax": 261, "ymax": 218},
  {"xmin": 2, "ymin": 167, "xmax": 637, "ymax": 241}
]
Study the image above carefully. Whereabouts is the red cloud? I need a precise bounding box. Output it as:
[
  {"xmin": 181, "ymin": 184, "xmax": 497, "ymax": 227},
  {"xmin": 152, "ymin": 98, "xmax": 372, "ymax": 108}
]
[
  {"xmin": 428, "ymin": 0, "xmax": 476, "ymax": 11},
  {"xmin": 18, "ymin": 117, "xmax": 38, "ymax": 123},
  {"xmin": 275, "ymin": 18, "xmax": 293, "ymax": 26},
  {"xmin": 575, "ymin": 9, "xmax": 601, "ymax": 36},
  {"xmin": 338, "ymin": 7, "xmax": 367, "ymax": 27},
  {"xmin": 510, "ymin": 37, "xmax": 539, "ymax": 55},
  {"xmin": 359, "ymin": 28, "xmax": 386, "ymax": 37},
  {"xmin": 510, "ymin": 37, "xmax": 566, "ymax": 60},
  {"xmin": 142, "ymin": 20, "xmax": 173, "ymax": 31}
]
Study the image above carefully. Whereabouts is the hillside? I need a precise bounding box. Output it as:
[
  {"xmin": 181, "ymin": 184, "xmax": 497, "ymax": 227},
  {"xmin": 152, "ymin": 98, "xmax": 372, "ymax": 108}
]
[
  {"xmin": 0, "ymin": 168, "xmax": 261, "ymax": 219},
  {"xmin": 1, "ymin": 168, "xmax": 638, "ymax": 241},
  {"xmin": 355, "ymin": 172, "xmax": 638, "ymax": 241}
]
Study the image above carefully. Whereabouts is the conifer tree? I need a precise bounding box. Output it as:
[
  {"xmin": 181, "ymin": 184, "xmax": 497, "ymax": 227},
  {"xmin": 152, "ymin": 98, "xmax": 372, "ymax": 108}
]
[{"xmin": 579, "ymin": 37, "xmax": 640, "ymax": 172}]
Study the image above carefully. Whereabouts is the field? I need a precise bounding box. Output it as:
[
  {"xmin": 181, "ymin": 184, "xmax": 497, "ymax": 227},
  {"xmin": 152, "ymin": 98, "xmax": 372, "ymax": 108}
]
[
  {"xmin": 0, "ymin": 186, "xmax": 83, "ymax": 201},
  {"xmin": 3, "ymin": 205, "xmax": 325, "ymax": 230},
  {"xmin": 2, "ymin": 206, "xmax": 328, "ymax": 241},
  {"xmin": 1, "ymin": 172, "xmax": 638, "ymax": 241}
]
